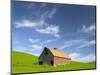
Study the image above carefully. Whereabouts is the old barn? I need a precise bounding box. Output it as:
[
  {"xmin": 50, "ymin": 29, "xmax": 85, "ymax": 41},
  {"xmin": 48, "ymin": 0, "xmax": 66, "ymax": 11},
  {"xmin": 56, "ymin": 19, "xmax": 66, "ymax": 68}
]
[{"xmin": 38, "ymin": 47, "xmax": 71, "ymax": 66}]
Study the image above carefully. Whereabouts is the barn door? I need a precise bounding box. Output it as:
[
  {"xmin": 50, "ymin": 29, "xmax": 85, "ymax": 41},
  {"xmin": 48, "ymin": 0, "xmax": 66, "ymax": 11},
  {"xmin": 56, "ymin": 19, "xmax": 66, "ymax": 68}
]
[
  {"xmin": 51, "ymin": 60, "xmax": 54, "ymax": 66},
  {"xmin": 39, "ymin": 61, "xmax": 43, "ymax": 65}
]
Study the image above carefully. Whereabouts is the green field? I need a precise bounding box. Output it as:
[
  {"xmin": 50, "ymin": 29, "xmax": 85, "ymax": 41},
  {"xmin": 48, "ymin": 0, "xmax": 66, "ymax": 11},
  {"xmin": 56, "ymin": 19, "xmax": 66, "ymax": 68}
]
[{"xmin": 12, "ymin": 51, "xmax": 96, "ymax": 74}]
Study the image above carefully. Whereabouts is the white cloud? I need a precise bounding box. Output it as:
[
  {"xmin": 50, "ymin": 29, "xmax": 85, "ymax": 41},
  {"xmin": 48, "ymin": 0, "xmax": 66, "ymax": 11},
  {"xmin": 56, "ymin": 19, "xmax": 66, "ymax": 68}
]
[
  {"xmin": 59, "ymin": 39, "xmax": 85, "ymax": 49},
  {"xmin": 40, "ymin": 7, "xmax": 57, "ymax": 19},
  {"xmin": 48, "ymin": 7, "xmax": 57, "ymax": 18},
  {"xmin": 81, "ymin": 24, "xmax": 95, "ymax": 35},
  {"xmin": 76, "ymin": 54, "xmax": 95, "ymax": 63},
  {"xmin": 46, "ymin": 39, "xmax": 55, "ymax": 43},
  {"xmin": 69, "ymin": 53, "xmax": 95, "ymax": 63},
  {"xmin": 59, "ymin": 43, "xmax": 72, "ymax": 50},
  {"xmin": 36, "ymin": 25, "xmax": 60, "ymax": 38},
  {"xmin": 28, "ymin": 37, "xmax": 55, "ymax": 46},
  {"xmin": 14, "ymin": 19, "xmax": 60, "ymax": 38},
  {"xmin": 40, "ymin": 39, "xmax": 55, "ymax": 45},
  {"xmin": 14, "ymin": 4, "xmax": 59, "ymax": 37},
  {"xmin": 77, "ymin": 40, "xmax": 95, "ymax": 48},
  {"xmin": 69, "ymin": 53, "xmax": 80, "ymax": 59},
  {"xmin": 59, "ymin": 39, "xmax": 95, "ymax": 49},
  {"xmin": 40, "ymin": 11, "xmax": 49, "ymax": 19},
  {"xmin": 14, "ymin": 19, "xmax": 44, "ymax": 28},
  {"xmin": 29, "ymin": 38, "xmax": 39, "ymax": 43},
  {"xmin": 31, "ymin": 44, "xmax": 43, "ymax": 50}
]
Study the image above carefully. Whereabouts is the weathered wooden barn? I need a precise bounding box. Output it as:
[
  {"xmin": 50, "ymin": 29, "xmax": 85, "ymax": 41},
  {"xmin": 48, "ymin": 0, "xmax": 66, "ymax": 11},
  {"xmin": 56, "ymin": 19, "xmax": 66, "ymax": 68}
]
[{"xmin": 38, "ymin": 47, "xmax": 71, "ymax": 66}]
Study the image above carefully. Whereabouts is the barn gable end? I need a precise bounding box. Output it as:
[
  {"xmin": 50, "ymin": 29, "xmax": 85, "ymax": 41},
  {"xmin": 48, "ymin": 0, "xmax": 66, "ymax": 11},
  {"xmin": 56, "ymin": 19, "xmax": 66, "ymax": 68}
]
[{"xmin": 39, "ymin": 47, "xmax": 54, "ymax": 65}]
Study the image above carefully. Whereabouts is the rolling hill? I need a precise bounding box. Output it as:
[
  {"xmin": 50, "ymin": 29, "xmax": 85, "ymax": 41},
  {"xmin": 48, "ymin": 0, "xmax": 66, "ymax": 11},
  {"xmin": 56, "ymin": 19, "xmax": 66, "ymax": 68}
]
[
  {"xmin": 12, "ymin": 51, "xmax": 96, "ymax": 74},
  {"xmin": 88, "ymin": 62, "xmax": 96, "ymax": 65}
]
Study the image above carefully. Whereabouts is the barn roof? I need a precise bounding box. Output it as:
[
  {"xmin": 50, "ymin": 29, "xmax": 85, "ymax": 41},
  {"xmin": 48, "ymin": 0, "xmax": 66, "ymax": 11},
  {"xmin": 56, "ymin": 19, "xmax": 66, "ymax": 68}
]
[{"xmin": 48, "ymin": 48, "xmax": 70, "ymax": 58}]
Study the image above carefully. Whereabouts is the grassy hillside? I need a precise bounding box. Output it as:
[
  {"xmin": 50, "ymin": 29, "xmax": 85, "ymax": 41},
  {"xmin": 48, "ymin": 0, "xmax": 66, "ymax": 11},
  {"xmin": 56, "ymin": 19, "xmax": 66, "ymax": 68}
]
[
  {"xmin": 12, "ymin": 51, "xmax": 38, "ymax": 64},
  {"xmin": 88, "ymin": 62, "xmax": 96, "ymax": 65},
  {"xmin": 12, "ymin": 51, "xmax": 96, "ymax": 74}
]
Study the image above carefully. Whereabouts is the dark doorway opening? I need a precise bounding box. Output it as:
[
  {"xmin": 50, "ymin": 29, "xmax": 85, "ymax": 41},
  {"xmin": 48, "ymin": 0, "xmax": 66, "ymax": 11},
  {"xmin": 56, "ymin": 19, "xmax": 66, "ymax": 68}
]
[
  {"xmin": 51, "ymin": 60, "xmax": 54, "ymax": 66},
  {"xmin": 39, "ymin": 61, "xmax": 43, "ymax": 65}
]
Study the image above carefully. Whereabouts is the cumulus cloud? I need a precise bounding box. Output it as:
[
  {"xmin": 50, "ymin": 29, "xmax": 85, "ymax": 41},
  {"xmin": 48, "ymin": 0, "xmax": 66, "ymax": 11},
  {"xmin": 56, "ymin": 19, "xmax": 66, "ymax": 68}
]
[
  {"xmin": 40, "ymin": 39, "xmax": 55, "ymax": 45},
  {"xmin": 29, "ymin": 39, "xmax": 56, "ymax": 56},
  {"xmin": 59, "ymin": 40, "xmax": 85, "ymax": 49},
  {"xmin": 40, "ymin": 7, "xmax": 57, "ymax": 19},
  {"xmin": 77, "ymin": 40, "xmax": 95, "ymax": 48},
  {"xmin": 14, "ymin": 19, "xmax": 44, "ymax": 28},
  {"xmin": 81, "ymin": 24, "xmax": 95, "ymax": 35},
  {"xmin": 29, "ymin": 38, "xmax": 39, "ymax": 43},
  {"xmin": 46, "ymin": 39, "xmax": 54, "ymax": 43},
  {"xmin": 14, "ymin": 19, "xmax": 60, "ymax": 38},
  {"xmin": 59, "ymin": 39, "xmax": 95, "ymax": 49},
  {"xmin": 14, "ymin": 4, "xmax": 59, "ymax": 37},
  {"xmin": 77, "ymin": 54, "xmax": 95, "ymax": 62},
  {"xmin": 29, "ymin": 38, "xmax": 56, "ymax": 46},
  {"xmin": 69, "ymin": 53, "xmax": 95, "ymax": 63},
  {"xmin": 31, "ymin": 44, "xmax": 43, "ymax": 50},
  {"xmin": 69, "ymin": 53, "xmax": 80, "ymax": 59},
  {"xmin": 36, "ymin": 25, "xmax": 60, "ymax": 38},
  {"xmin": 48, "ymin": 7, "xmax": 57, "ymax": 18},
  {"xmin": 59, "ymin": 43, "xmax": 72, "ymax": 50},
  {"xmin": 28, "ymin": 38, "xmax": 56, "ymax": 50}
]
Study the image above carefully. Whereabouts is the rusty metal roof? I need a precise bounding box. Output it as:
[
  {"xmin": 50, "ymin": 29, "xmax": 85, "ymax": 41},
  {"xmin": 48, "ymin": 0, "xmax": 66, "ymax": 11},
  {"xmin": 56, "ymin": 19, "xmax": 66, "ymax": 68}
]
[{"xmin": 48, "ymin": 48, "xmax": 70, "ymax": 58}]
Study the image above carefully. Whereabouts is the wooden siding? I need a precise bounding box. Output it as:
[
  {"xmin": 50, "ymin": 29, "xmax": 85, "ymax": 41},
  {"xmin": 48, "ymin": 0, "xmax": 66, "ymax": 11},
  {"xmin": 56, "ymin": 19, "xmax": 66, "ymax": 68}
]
[{"xmin": 54, "ymin": 56, "xmax": 71, "ymax": 66}]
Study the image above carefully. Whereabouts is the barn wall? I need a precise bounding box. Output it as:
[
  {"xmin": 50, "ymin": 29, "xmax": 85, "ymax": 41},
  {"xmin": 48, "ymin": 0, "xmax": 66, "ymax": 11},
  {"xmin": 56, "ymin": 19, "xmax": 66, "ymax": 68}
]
[
  {"xmin": 39, "ymin": 49, "xmax": 54, "ymax": 65},
  {"xmin": 54, "ymin": 56, "xmax": 71, "ymax": 66}
]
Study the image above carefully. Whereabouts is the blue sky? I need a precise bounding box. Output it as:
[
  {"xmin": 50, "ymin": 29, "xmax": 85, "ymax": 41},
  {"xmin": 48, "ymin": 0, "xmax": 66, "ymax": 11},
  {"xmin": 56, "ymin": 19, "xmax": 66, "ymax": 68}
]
[{"xmin": 12, "ymin": 1, "xmax": 96, "ymax": 63}]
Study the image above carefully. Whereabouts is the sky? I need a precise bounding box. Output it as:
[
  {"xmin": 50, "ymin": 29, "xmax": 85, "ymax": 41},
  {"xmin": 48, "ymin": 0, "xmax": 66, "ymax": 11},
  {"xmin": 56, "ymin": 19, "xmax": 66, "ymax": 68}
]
[{"xmin": 12, "ymin": 1, "xmax": 96, "ymax": 63}]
